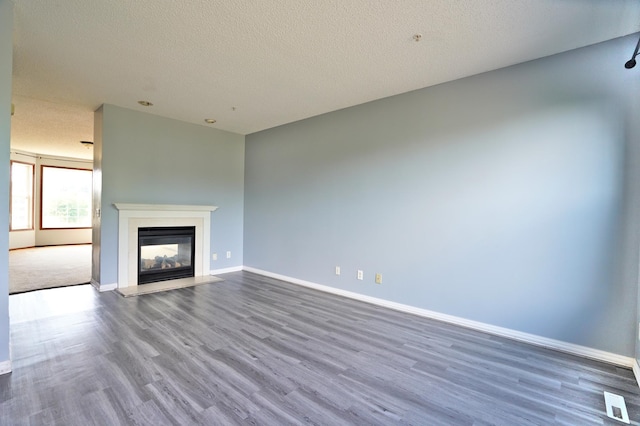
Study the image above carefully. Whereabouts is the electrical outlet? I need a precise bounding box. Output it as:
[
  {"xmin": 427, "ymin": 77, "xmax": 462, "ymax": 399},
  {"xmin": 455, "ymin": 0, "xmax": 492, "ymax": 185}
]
[
  {"xmin": 212, "ymin": 253, "xmax": 217, "ymax": 261},
  {"xmin": 357, "ymin": 270, "xmax": 363, "ymax": 280},
  {"xmin": 335, "ymin": 266, "xmax": 341, "ymax": 275},
  {"xmin": 375, "ymin": 273, "xmax": 382, "ymax": 284},
  {"xmin": 226, "ymin": 251, "xmax": 231, "ymax": 259}
]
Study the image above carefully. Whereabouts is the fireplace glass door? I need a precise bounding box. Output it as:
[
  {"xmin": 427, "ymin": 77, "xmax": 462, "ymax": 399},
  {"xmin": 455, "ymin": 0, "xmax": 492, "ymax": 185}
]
[{"xmin": 138, "ymin": 226, "xmax": 196, "ymax": 284}]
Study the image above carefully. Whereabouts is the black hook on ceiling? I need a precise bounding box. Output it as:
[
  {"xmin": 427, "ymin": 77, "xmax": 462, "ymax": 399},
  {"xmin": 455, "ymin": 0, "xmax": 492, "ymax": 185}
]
[{"xmin": 625, "ymin": 34, "xmax": 640, "ymax": 69}]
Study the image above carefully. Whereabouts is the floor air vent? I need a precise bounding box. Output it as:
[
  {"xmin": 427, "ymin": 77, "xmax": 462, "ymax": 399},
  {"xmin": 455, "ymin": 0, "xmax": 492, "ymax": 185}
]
[{"xmin": 604, "ymin": 391, "xmax": 630, "ymax": 424}]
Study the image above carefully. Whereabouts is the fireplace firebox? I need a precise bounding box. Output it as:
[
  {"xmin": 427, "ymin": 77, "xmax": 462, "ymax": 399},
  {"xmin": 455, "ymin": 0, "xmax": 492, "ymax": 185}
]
[{"xmin": 138, "ymin": 226, "xmax": 196, "ymax": 284}]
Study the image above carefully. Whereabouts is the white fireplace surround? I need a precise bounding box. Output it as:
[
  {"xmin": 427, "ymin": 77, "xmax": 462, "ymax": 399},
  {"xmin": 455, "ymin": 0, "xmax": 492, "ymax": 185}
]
[{"xmin": 114, "ymin": 203, "xmax": 218, "ymax": 288}]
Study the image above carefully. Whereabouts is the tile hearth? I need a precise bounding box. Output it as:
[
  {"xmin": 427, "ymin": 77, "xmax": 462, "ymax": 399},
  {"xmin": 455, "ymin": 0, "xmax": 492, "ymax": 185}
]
[{"xmin": 115, "ymin": 275, "xmax": 223, "ymax": 297}]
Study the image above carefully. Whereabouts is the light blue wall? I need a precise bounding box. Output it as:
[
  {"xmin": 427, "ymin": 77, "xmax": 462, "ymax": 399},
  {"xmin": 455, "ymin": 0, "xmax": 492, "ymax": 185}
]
[
  {"xmin": 97, "ymin": 105, "xmax": 245, "ymax": 286},
  {"xmin": 0, "ymin": 0, "xmax": 12, "ymax": 365},
  {"xmin": 245, "ymin": 35, "xmax": 640, "ymax": 357},
  {"xmin": 634, "ymin": 69, "xmax": 640, "ymax": 368}
]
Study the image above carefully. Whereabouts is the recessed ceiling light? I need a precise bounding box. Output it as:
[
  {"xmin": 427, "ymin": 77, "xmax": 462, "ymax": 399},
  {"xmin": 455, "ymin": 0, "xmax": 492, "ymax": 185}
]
[
  {"xmin": 138, "ymin": 100, "xmax": 153, "ymax": 107},
  {"xmin": 204, "ymin": 118, "xmax": 217, "ymax": 124}
]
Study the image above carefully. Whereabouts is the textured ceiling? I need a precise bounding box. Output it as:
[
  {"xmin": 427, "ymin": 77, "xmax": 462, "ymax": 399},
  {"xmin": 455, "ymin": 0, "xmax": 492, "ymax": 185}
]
[{"xmin": 10, "ymin": 0, "xmax": 640, "ymax": 159}]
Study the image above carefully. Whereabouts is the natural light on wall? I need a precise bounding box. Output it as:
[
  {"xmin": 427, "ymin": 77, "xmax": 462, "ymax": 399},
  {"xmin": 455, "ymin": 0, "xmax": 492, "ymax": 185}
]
[
  {"xmin": 41, "ymin": 166, "xmax": 92, "ymax": 229},
  {"xmin": 10, "ymin": 161, "xmax": 34, "ymax": 230}
]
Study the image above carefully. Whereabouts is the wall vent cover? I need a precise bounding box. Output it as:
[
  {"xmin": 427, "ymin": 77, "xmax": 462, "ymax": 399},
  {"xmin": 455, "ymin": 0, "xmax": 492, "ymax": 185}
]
[{"xmin": 604, "ymin": 391, "xmax": 630, "ymax": 424}]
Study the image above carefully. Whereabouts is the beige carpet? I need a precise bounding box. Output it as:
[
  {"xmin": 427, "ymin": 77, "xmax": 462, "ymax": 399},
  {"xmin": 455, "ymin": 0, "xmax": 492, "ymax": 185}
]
[{"xmin": 9, "ymin": 244, "xmax": 92, "ymax": 294}]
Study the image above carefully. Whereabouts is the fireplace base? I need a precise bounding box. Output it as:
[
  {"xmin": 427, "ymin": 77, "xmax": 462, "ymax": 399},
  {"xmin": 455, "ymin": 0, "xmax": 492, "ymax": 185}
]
[{"xmin": 116, "ymin": 275, "xmax": 223, "ymax": 297}]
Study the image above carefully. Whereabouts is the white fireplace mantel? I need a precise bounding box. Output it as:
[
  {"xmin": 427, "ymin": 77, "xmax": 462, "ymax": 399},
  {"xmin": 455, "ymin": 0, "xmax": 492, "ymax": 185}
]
[
  {"xmin": 114, "ymin": 203, "xmax": 218, "ymax": 288},
  {"xmin": 114, "ymin": 203, "xmax": 219, "ymax": 212}
]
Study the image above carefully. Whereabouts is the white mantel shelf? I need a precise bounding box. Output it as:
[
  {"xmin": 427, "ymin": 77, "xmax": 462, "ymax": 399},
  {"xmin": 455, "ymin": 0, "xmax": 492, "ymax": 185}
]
[{"xmin": 114, "ymin": 203, "xmax": 218, "ymax": 212}]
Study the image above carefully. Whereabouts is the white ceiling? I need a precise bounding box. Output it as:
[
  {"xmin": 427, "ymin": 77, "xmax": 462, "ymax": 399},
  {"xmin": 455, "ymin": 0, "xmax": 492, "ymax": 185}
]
[{"xmin": 10, "ymin": 0, "xmax": 640, "ymax": 160}]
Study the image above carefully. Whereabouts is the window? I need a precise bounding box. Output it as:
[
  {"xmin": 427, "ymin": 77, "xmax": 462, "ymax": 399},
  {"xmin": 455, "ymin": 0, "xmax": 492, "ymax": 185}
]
[
  {"xmin": 41, "ymin": 166, "xmax": 92, "ymax": 229},
  {"xmin": 10, "ymin": 161, "xmax": 34, "ymax": 231}
]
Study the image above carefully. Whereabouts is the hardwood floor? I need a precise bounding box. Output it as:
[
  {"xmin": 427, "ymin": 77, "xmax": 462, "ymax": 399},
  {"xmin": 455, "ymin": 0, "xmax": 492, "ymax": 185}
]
[{"xmin": 2, "ymin": 271, "xmax": 639, "ymax": 425}]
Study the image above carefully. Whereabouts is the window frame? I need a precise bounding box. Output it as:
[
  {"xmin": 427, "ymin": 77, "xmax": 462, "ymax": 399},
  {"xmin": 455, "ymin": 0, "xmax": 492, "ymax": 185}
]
[
  {"xmin": 9, "ymin": 160, "xmax": 35, "ymax": 231},
  {"xmin": 39, "ymin": 165, "xmax": 93, "ymax": 230}
]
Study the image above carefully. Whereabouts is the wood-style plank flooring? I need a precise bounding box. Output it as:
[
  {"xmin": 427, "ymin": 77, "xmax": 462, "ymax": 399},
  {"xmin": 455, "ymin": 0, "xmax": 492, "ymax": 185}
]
[{"xmin": 1, "ymin": 271, "xmax": 639, "ymax": 425}]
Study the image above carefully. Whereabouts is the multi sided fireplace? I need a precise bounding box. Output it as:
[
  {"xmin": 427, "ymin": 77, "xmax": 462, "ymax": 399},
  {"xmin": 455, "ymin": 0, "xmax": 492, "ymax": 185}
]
[
  {"xmin": 138, "ymin": 226, "xmax": 196, "ymax": 284},
  {"xmin": 114, "ymin": 203, "xmax": 218, "ymax": 290}
]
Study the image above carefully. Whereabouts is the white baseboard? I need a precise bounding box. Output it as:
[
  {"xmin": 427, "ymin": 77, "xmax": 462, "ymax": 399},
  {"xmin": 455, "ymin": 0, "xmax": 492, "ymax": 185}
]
[
  {"xmin": 89, "ymin": 280, "xmax": 99, "ymax": 291},
  {"xmin": 633, "ymin": 360, "xmax": 640, "ymax": 388},
  {"xmin": 243, "ymin": 266, "xmax": 635, "ymax": 369},
  {"xmin": 91, "ymin": 280, "xmax": 117, "ymax": 292},
  {"xmin": 210, "ymin": 266, "xmax": 243, "ymax": 275},
  {"xmin": 0, "ymin": 359, "xmax": 11, "ymax": 375}
]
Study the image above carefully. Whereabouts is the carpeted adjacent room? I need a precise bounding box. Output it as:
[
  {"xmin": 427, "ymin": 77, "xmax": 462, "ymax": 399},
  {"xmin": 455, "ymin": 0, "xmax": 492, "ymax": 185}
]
[{"xmin": 9, "ymin": 244, "xmax": 92, "ymax": 294}]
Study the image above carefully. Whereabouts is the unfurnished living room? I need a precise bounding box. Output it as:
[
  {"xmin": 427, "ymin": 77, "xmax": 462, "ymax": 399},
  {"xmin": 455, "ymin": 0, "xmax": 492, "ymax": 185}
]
[{"xmin": 3, "ymin": 1, "xmax": 640, "ymax": 425}]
